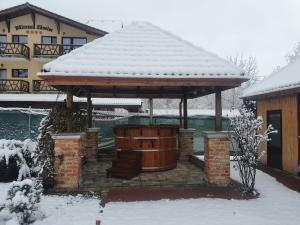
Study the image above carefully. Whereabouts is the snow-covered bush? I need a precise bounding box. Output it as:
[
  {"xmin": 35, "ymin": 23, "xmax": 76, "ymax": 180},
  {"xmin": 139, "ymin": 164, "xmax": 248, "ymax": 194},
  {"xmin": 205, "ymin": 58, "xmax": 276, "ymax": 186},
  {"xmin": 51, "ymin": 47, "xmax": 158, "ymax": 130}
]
[
  {"xmin": 230, "ymin": 105, "xmax": 275, "ymax": 194},
  {"xmin": 4, "ymin": 179, "xmax": 42, "ymax": 225},
  {"xmin": 34, "ymin": 104, "xmax": 87, "ymax": 189},
  {"xmin": 0, "ymin": 139, "xmax": 43, "ymax": 224},
  {"xmin": 0, "ymin": 139, "xmax": 36, "ymax": 181},
  {"xmin": 33, "ymin": 114, "xmax": 55, "ymax": 190}
]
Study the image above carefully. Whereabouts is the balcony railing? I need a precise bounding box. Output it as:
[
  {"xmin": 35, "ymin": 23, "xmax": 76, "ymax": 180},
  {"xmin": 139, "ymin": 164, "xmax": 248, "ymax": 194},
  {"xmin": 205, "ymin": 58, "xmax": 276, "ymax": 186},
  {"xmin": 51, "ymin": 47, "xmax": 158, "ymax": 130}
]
[
  {"xmin": 34, "ymin": 44, "xmax": 82, "ymax": 57},
  {"xmin": 0, "ymin": 43, "xmax": 30, "ymax": 59},
  {"xmin": 0, "ymin": 79, "xmax": 29, "ymax": 92},
  {"xmin": 33, "ymin": 80, "xmax": 57, "ymax": 92}
]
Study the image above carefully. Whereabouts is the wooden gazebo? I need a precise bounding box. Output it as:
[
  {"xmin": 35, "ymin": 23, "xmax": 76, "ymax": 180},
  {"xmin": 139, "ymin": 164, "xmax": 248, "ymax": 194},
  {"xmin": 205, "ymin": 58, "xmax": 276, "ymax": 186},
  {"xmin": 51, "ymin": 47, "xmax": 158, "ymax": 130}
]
[
  {"xmin": 40, "ymin": 22, "xmax": 246, "ymax": 130},
  {"xmin": 40, "ymin": 22, "xmax": 247, "ymax": 187}
]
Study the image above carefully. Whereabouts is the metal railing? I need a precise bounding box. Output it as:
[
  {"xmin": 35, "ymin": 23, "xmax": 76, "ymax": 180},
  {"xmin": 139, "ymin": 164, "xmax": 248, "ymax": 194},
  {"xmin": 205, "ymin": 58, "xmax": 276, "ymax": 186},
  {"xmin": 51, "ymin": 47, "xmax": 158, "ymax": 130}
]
[
  {"xmin": 33, "ymin": 44, "xmax": 82, "ymax": 56},
  {"xmin": 33, "ymin": 80, "xmax": 57, "ymax": 92},
  {"xmin": 0, "ymin": 43, "xmax": 30, "ymax": 59},
  {"xmin": 0, "ymin": 79, "xmax": 30, "ymax": 92}
]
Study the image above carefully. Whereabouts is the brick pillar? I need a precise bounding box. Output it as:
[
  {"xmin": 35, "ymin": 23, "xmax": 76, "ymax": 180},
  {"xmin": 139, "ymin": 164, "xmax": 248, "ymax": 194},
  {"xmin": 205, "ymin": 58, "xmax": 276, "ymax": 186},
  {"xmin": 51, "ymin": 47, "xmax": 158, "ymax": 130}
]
[
  {"xmin": 85, "ymin": 128, "xmax": 99, "ymax": 159},
  {"xmin": 203, "ymin": 131, "xmax": 230, "ymax": 187},
  {"xmin": 178, "ymin": 128, "xmax": 195, "ymax": 160},
  {"xmin": 52, "ymin": 133, "xmax": 86, "ymax": 189}
]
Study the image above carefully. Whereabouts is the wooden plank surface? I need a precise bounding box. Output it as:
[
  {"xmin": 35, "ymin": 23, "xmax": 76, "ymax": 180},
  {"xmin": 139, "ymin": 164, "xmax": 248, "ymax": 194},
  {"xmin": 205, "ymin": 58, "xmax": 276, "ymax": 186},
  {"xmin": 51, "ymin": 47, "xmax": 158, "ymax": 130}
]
[{"xmin": 257, "ymin": 94, "xmax": 298, "ymax": 174}]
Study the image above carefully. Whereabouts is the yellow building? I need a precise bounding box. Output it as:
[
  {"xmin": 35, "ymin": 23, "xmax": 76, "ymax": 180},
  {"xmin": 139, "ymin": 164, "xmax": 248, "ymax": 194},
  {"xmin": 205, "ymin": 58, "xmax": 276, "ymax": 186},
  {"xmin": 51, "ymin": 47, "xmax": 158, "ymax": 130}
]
[{"xmin": 0, "ymin": 3, "xmax": 107, "ymax": 92}]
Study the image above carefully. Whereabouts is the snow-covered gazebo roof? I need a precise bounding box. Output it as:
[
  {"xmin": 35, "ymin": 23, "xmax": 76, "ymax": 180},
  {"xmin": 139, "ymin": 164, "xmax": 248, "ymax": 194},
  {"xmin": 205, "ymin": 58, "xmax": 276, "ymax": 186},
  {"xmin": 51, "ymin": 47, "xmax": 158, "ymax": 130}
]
[
  {"xmin": 242, "ymin": 58, "xmax": 300, "ymax": 100},
  {"xmin": 39, "ymin": 21, "xmax": 247, "ymax": 99}
]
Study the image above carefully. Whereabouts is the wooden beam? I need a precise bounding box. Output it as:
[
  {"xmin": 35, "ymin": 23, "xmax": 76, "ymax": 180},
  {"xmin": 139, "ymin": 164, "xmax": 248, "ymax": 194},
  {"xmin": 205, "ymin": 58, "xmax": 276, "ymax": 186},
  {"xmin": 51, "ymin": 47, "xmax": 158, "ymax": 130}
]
[
  {"xmin": 66, "ymin": 88, "xmax": 73, "ymax": 131},
  {"xmin": 183, "ymin": 95, "xmax": 188, "ymax": 129},
  {"xmin": 179, "ymin": 99, "xmax": 183, "ymax": 128},
  {"xmin": 149, "ymin": 98, "xmax": 153, "ymax": 125},
  {"xmin": 112, "ymin": 86, "xmax": 116, "ymax": 97},
  {"xmin": 31, "ymin": 11, "xmax": 35, "ymax": 28},
  {"xmin": 215, "ymin": 90, "xmax": 222, "ymax": 131},
  {"xmin": 87, "ymin": 90, "xmax": 92, "ymax": 128},
  {"xmin": 5, "ymin": 20, "xmax": 10, "ymax": 33},
  {"xmin": 40, "ymin": 75, "xmax": 247, "ymax": 88},
  {"xmin": 136, "ymin": 86, "xmax": 140, "ymax": 97},
  {"xmin": 55, "ymin": 20, "xmax": 60, "ymax": 34}
]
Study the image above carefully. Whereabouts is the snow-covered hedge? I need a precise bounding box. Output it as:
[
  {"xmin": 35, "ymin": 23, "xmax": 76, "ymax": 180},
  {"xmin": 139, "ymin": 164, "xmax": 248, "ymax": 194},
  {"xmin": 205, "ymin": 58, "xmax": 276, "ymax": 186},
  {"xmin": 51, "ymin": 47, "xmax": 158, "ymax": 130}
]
[
  {"xmin": 4, "ymin": 179, "xmax": 43, "ymax": 225},
  {"xmin": 0, "ymin": 139, "xmax": 36, "ymax": 181}
]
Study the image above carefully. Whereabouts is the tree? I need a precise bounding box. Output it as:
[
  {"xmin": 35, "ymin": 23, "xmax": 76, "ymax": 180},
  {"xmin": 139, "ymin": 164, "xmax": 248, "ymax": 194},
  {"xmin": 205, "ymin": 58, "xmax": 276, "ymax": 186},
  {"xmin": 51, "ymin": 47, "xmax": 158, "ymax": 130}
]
[
  {"xmin": 228, "ymin": 54, "xmax": 259, "ymax": 87},
  {"xmin": 229, "ymin": 105, "xmax": 275, "ymax": 194},
  {"xmin": 222, "ymin": 54, "xmax": 259, "ymax": 109},
  {"xmin": 274, "ymin": 41, "xmax": 300, "ymax": 71},
  {"xmin": 285, "ymin": 42, "xmax": 300, "ymax": 64}
]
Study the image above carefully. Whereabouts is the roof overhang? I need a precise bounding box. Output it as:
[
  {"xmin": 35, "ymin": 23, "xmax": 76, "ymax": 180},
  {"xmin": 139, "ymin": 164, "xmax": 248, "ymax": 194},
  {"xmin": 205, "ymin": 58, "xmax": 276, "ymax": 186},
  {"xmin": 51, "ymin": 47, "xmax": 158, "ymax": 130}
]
[
  {"xmin": 242, "ymin": 85, "xmax": 300, "ymax": 101},
  {"xmin": 0, "ymin": 3, "xmax": 108, "ymax": 36},
  {"xmin": 40, "ymin": 74, "xmax": 248, "ymax": 99}
]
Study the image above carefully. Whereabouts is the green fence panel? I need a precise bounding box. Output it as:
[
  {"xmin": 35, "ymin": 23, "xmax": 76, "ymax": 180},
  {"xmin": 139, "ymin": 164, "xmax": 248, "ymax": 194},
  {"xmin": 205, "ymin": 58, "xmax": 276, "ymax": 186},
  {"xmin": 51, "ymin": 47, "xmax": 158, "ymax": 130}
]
[{"xmin": 0, "ymin": 110, "xmax": 230, "ymax": 154}]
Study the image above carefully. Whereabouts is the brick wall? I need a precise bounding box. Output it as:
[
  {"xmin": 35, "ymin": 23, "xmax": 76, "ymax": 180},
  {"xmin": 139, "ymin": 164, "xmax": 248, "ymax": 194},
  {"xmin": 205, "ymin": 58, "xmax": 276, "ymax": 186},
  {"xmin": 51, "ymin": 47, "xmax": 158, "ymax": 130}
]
[
  {"xmin": 204, "ymin": 131, "xmax": 230, "ymax": 186},
  {"xmin": 52, "ymin": 133, "xmax": 86, "ymax": 189},
  {"xmin": 85, "ymin": 128, "xmax": 99, "ymax": 159},
  {"xmin": 178, "ymin": 128, "xmax": 195, "ymax": 160}
]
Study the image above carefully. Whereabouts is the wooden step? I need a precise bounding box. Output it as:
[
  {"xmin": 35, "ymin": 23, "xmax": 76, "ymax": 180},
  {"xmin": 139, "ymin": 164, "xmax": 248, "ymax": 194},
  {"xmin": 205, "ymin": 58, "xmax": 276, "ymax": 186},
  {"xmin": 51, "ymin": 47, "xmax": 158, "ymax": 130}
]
[{"xmin": 107, "ymin": 150, "xmax": 142, "ymax": 180}]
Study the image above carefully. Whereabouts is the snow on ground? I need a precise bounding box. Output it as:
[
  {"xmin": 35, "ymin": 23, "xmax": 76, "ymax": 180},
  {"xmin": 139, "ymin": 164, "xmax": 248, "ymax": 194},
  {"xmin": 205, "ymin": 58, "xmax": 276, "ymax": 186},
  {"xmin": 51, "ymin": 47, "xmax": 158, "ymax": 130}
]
[
  {"xmin": 0, "ymin": 184, "xmax": 102, "ymax": 225},
  {"xmin": 102, "ymin": 164, "xmax": 300, "ymax": 225},
  {"xmin": 1, "ymin": 163, "xmax": 300, "ymax": 225}
]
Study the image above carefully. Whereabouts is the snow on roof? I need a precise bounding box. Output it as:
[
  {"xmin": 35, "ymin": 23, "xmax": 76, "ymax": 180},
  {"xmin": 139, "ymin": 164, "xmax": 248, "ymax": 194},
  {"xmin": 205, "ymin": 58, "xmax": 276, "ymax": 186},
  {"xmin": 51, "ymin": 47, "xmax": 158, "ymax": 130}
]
[
  {"xmin": 41, "ymin": 21, "xmax": 244, "ymax": 79},
  {"xmin": 242, "ymin": 58, "xmax": 300, "ymax": 98},
  {"xmin": 0, "ymin": 94, "xmax": 142, "ymax": 106},
  {"xmin": 85, "ymin": 20, "xmax": 123, "ymax": 33}
]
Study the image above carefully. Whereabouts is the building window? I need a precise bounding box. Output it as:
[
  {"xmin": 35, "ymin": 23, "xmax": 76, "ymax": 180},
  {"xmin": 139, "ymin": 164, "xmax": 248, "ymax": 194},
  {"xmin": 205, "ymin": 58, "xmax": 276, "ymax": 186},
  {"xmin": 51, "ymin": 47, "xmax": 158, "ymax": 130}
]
[
  {"xmin": 0, "ymin": 69, "xmax": 7, "ymax": 79},
  {"xmin": 42, "ymin": 36, "xmax": 57, "ymax": 44},
  {"xmin": 12, "ymin": 35, "xmax": 28, "ymax": 44},
  {"xmin": 12, "ymin": 69, "xmax": 28, "ymax": 78},
  {"xmin": 0, "ymin": 35, "xmax": 6, "ymax": 43},
  {"xmin": 62, "ymin": 37, "xmax": 87, "ymax": 45}
]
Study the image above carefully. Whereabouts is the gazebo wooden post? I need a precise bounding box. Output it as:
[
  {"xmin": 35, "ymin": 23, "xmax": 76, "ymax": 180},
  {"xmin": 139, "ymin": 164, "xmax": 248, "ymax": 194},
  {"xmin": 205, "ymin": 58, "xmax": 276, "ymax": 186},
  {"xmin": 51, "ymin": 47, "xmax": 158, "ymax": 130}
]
[
  {"xmin": 87, "ymin": 90, "xmax": 92, "ymax": 128},
  {"xmin": 149, "ymin": 98, "xmax": 153, "ymax": 125},
  {"xmin": 179, "ymin": 98, "xmax": 183, "ymax": 128},
  {"xmin": 66, "ymin": 88, "xmax": 73, "ymax": 131},
  {"xmin": 179, "ymin": 94, "xmax": 195, "ymax": 159},
  {"xmin": 215, "ymin": 89, "xmax": 222, "ymax": 131},
  {"xmin": 183, "ymin": 95, "xmax": 188, "ymax": 129}
]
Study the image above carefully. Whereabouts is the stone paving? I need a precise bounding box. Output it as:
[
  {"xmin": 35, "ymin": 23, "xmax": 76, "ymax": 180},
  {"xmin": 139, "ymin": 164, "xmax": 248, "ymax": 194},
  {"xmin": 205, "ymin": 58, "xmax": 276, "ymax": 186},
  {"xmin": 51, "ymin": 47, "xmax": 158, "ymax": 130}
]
[{"xmin": 80, "ymin": 159, "xmax": 207, "ymax": 191}]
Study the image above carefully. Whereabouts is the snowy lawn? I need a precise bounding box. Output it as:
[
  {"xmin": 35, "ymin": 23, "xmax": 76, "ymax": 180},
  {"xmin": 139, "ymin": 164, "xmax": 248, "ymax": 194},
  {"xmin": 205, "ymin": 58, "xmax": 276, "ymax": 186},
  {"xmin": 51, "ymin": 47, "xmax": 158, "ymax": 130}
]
[
  {"xmin": 0, "ymin": 187, "xmax": 102, "ymax": 225},
  {"xmin": 1, "ymin": 163, "xmax": 300, "ymax": 225},
  {"xmin": 102, "ymin": 164, "xmax": 300, "ymax": 225}
]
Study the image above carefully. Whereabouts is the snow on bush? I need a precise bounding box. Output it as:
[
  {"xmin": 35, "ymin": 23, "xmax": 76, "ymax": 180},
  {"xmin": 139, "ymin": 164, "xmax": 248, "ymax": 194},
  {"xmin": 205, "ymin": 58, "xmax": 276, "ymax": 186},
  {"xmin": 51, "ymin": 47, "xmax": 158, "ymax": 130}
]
[
  {"xmin": 229, "ymin": 105, "xmax": 275, "ymax": 194},
  {"xmin": 4, "ymin": 179, "xmax": 43, "ymax": 225},
  {"xmin": 31, "ymin": 115, "xmax": 54, "ymax": 190},
  {"xmin": 0, "ymin": 139, "xmax": 43, "ymax": 225},
  {"xmin": 0, "ymin": 139, "xmax": 36, "ymax": 180}
]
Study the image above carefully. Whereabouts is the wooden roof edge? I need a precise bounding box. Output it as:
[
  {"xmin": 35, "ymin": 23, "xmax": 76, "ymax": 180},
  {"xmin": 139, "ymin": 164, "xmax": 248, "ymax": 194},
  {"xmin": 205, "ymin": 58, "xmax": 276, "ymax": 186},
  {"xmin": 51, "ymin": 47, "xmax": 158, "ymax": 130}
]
[
  {"xmin": 39, "ymin": 74, "xmax": 249, "ymax": 87},
  {"xmin": 0, "ymin": 2, "xmax": 108, "ymax": 36},
  {"xmin": 241, "ymin": 86, "xmax": 300, "ymax": 101}
]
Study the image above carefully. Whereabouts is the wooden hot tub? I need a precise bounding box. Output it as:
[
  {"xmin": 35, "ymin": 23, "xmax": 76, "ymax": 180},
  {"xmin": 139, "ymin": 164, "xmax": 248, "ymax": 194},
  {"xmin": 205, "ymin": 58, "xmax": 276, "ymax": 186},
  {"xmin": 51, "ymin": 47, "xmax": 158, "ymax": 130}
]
[{"xmin": 114, "ymin": 125, "xmax": 178, "ymax": 172}]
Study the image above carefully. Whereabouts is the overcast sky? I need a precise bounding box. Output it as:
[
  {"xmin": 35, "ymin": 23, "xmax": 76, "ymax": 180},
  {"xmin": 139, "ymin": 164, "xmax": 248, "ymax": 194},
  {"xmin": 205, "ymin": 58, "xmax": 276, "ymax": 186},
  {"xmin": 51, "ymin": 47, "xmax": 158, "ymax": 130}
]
[{"xmin": 2, "ymin": 0, "xmax": 300, "ymax": 76}]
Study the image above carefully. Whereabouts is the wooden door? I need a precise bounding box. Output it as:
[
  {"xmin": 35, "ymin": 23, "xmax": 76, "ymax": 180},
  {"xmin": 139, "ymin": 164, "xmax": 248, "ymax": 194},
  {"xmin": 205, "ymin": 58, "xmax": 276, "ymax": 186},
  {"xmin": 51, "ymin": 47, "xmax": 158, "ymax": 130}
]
[{"xmin": 267, "ymin": 110, "xmax": 282, "ymax": 169}]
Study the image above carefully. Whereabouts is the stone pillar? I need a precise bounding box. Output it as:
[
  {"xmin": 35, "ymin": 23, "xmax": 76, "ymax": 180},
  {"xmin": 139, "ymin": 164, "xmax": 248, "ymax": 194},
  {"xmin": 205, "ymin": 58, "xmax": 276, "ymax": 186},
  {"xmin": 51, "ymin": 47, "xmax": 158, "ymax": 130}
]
[
  {"xmin": 52, "ymin": 133, "xmax": 86, "ymax": 189},
  {"xmin": 85, "ymin": 128, "xmax": 99, "ymax": 160},
  {"xmin": 178, "ymin": 128, "xmax": 195, "ymax": 160},
  {"xmin": 203, "ymin": 131, "xmax": 230, "ymax": 186}
]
